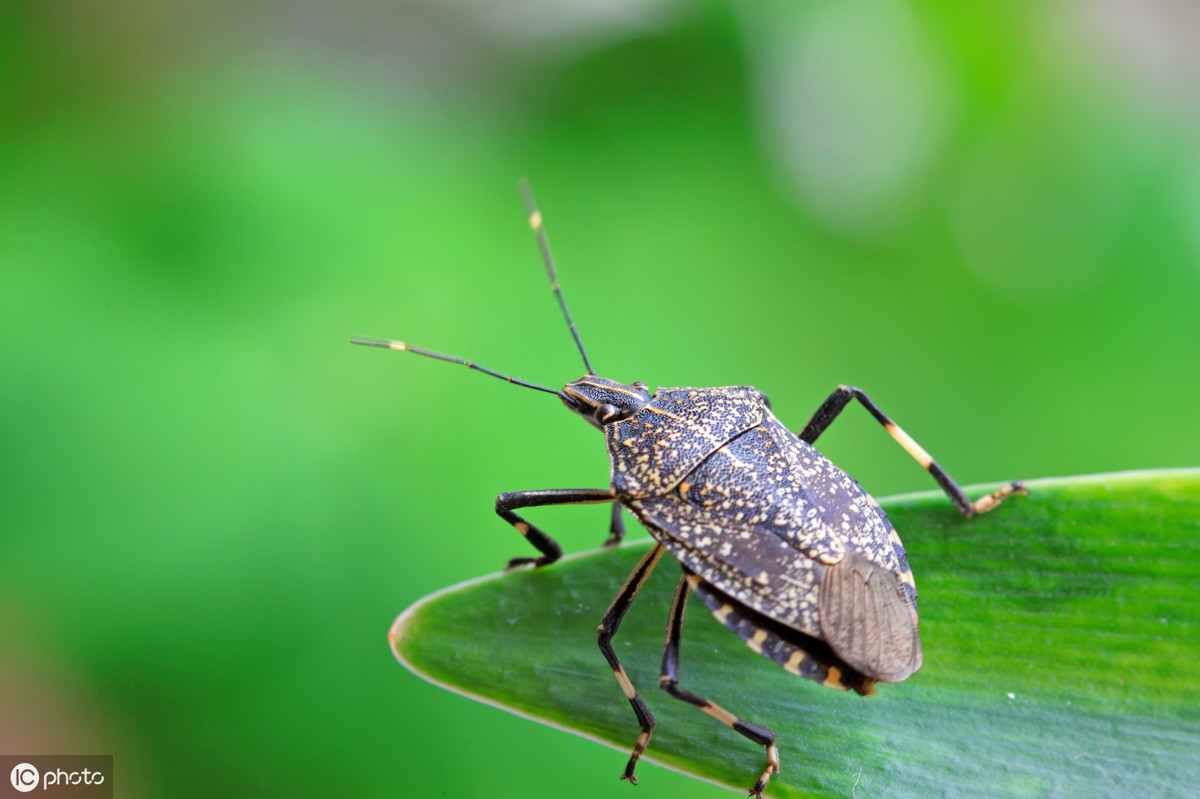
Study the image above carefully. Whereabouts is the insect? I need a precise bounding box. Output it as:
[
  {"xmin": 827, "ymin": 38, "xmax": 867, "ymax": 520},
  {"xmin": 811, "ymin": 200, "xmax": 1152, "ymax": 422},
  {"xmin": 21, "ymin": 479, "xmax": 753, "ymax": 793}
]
[{"xmin": 354, "ymin": 180, "xmax": 1025, "ymax": 797}]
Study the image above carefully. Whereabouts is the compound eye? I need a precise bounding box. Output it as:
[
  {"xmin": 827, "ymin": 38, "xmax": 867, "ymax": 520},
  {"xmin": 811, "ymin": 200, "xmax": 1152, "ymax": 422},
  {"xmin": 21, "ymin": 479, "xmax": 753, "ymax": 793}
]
[
  {"xmin": 632, "ymin": 381, "xmax": 648, "ymax": 392},
  {"xmin": 596, "ymin": 403, "xmax": 619, "ymax": 423}
]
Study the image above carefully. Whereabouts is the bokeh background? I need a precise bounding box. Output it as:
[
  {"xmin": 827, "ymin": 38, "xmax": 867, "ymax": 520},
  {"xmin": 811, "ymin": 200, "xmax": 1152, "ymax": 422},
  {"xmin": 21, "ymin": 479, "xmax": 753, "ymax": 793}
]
[{"xmin": 3, "ymin": 1, "xmax": 1199, "ymax": 797}]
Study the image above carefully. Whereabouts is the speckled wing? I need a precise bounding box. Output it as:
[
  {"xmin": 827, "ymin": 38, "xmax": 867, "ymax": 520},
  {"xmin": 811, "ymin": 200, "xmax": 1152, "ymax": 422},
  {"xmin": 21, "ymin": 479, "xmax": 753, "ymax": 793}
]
[
  {"xmin": 757, "ymin": 413, "xmax": 904, "ymax": 578},
  {"xmin": 764, "ymin": 419, "xmax": 922, "ymax": 681},
  {"xmin": 633, "ymin": 494, "xmax": 921, "ymax": 682},
  {"xmin": 632, "ymin": 493, "xmax": 829, "ymax": 638},
  {"xmin": 628, "ymin": 407, "xmax": 921, "ymax": 682},
  {"xmin": 606, "ymin": 387, "xmax": 765, "ymax": 499}
]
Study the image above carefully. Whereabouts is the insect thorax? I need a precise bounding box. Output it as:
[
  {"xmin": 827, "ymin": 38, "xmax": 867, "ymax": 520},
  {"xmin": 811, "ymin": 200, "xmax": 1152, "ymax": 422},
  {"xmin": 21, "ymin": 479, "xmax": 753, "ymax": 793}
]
[{"xmin": 605, "ymin": 386, "xmax": 769, "ymax": 497}]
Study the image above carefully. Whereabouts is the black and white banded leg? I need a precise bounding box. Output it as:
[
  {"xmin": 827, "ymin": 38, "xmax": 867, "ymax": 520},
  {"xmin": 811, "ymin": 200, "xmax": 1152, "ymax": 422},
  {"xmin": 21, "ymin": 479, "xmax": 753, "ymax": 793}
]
[
  {"xmin": 798, "ymin": 385, "xmax": 1025, "ymax": 516},
  {"xmin": 597, "ymin": 543, "xmax": 667, "ymax": 784},
  {"xmin": 659, "ymin": 575, "xmax": 780, "ymax": 799},
  {"xmin": 495, "ymin": 488, "xmax": 617, "ymax": 568}
]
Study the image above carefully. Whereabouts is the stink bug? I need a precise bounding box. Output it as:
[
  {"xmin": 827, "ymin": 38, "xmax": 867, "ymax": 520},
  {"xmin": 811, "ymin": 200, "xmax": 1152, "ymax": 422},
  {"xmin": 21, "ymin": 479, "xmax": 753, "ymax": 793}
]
[{"xmin": 354, "ymin": 180, "xmax": 1025, "ymax": 797}]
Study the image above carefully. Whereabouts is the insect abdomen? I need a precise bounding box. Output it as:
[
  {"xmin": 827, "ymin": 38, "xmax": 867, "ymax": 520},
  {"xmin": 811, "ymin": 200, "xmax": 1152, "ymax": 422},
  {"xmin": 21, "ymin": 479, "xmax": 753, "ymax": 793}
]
[{"xmin": 688, "ymin": 574, "xmax": 877, "ymax": 695}]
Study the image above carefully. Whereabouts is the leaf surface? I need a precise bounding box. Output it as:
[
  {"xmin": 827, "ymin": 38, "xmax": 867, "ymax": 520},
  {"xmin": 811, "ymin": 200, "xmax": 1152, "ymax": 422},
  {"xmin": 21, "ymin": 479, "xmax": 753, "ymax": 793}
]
[{"xmin": 391, "ymin": 470, "xmax": 1200, "ymax": 797}]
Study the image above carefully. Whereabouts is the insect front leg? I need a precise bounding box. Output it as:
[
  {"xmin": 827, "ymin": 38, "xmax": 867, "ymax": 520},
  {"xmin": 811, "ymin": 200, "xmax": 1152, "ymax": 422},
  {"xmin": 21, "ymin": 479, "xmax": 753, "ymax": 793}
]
[
  {"xmin": 659, "ymin": 575, "xmax": 780, "ymax": 799},
  {"xmin": 798, "ymin": 385, "xmax": 1026, "ymax": 516},
  {"xmin": 495, "ymin": 488, "xmax": 617, "ymax": 568}
]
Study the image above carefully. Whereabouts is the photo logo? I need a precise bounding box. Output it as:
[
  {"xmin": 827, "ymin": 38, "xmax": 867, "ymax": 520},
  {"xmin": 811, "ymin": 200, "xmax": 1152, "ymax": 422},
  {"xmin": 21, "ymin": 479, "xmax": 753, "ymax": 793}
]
[
  {"xmin": 10, "ymin": 763, "xmax": 39, "ymax": 793},
  {"xmin": 1, "ymin": 756, "xmax": 110, "ymax": 797}
]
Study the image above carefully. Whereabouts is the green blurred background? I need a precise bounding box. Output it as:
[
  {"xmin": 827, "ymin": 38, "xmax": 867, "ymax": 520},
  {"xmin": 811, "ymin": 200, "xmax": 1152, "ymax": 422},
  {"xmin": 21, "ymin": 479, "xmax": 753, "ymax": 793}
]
[{"xmin": 2, "ymin": 1, "xmax": 1198, "ymax": 797}]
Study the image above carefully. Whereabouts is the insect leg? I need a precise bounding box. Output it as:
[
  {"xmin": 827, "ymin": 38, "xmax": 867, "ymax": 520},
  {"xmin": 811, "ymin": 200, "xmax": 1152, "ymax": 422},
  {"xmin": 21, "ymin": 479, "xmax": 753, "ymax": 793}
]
[
  {"xmin": 597, "ymin": 543, "xmax": 667, "ymax": 784},
  {"xmin": 605, "ymin": 502, "xmax": 626, "ymax": 548},
  {"xmin": 659, "ymin": 575, "xmax": 780, "ymax": 799},
  {"xmin": 798, "ymin": 385, "xmax": 1025, "ymax": 516},
  {"xmin": 495, "ymin": 488, "xmax": 616, "ymax": 568}
]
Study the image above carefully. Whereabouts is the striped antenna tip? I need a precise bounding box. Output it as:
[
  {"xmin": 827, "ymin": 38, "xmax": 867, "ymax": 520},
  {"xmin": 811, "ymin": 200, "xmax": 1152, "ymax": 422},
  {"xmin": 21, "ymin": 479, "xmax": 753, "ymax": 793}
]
[{"xmin": 351, "ymin": 338, "xmax": 408, "ymax": 351}]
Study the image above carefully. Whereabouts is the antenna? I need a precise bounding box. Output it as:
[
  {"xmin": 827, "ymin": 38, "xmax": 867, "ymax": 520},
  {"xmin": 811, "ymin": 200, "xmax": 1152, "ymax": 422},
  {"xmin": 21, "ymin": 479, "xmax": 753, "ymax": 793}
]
[
  {"xmin": 350, "ymin": 338, "xmax": 562, "ymax": 396},
  {"xmin": 519, "ymin": 178, "xmax": 595, "ymax": 375}
]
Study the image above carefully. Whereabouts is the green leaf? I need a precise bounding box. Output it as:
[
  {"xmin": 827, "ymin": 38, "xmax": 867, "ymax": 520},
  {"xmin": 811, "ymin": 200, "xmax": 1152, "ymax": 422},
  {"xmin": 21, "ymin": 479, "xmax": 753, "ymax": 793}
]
[{"xmin": 390, "ymin": 470, "xmax": 1200, "ymax": 797}]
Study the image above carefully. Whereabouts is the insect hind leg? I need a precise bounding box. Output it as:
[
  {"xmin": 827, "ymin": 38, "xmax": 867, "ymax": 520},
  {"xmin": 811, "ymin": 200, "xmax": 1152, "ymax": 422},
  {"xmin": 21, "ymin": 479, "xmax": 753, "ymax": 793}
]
[
  {"xmin": 659, "ymin": 575, "xmax": 780, "ymax": 799},
  {"xmin": 798, "ymin": 385, "xmax": 1025, "ymax": 516}
]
